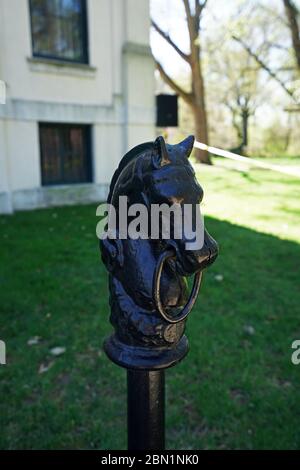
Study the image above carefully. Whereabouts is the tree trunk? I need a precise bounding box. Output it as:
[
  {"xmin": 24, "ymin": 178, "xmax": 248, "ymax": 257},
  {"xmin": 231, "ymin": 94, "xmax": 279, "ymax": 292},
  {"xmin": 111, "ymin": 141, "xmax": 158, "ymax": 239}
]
[
  {"xmin": 283, "ymin": 0, "xmax": 300, "ymax": 70},
  {"xmin": 242, "ymin": 109, "xmax": 249, "ymax": 147},
  {"xmin": 152, "ymin": 1, "xmax": 211, "ymax": 163},
  {"xmin": 192, "ymin": 103, "xmax": 211, "ymax": 164},
  {"xmin": 191, "ymin": 44, "xmax": 211, "ymax": 164}
]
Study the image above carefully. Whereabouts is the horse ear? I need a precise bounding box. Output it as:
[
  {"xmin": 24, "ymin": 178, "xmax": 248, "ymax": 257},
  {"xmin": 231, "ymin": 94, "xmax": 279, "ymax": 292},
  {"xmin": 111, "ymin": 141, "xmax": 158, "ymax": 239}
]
[
  {"xmin": 178, "ymin": 135, "xmax": 195, "ymax": 158},
  {"xmin": 152, "ymin": 136, "xmax": 170, "ymax": 168}
]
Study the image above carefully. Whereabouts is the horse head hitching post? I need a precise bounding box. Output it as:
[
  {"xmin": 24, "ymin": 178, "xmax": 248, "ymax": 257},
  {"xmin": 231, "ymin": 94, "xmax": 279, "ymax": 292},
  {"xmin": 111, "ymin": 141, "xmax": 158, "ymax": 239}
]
[{"xmin": 100, "ymin": 135, "xmax": 218, "ymax": 450}]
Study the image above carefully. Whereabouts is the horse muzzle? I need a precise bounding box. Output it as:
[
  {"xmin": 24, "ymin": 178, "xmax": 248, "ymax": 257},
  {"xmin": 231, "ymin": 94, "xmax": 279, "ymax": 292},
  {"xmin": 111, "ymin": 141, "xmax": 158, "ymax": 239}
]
[
  {"xmin": 171, "ymin": 230, "xmax": 219, "ymax": 277},
  {"xmin": 153, "ymin": 232, "xmax": 218, "ymax": 324}
]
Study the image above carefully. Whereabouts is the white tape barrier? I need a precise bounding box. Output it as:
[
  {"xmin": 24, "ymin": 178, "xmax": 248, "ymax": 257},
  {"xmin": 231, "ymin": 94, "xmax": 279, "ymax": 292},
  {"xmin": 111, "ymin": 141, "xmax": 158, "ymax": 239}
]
[{"xmin": 194, "ymin": 140, "xmax": 300, "ymax": 178}]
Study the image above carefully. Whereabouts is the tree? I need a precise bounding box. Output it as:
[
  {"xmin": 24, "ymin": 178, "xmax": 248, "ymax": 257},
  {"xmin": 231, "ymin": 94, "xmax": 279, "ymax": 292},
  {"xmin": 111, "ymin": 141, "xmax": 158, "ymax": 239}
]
[
  {"xmin": 232, "ymin": 0, "xmax": 300, "ymax": 102},
  {"xmin": 207, "ymin": 41, "xmax": 261, "ymax": 152},
  {"xmin": 152, "ymin": 0, "xmax": 211, "ymax": 164},
  {"xmin": 223, "ymin": 57, "xmax": 259, "ymax": 151},
  {"xmin": 283, "ymin": 0, "xmax": 300, "ymax": 70}
]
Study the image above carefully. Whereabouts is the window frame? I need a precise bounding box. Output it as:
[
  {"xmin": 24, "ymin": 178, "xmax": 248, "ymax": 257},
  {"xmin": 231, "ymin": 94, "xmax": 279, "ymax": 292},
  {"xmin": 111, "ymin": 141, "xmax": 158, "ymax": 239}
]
[
  {"xmin": 29, "ymin": 0, "xmax": 89, "ymax": 65},
  {"xmin": 39, "ymin": 122, "xmax": 93, "ymax": 186}
]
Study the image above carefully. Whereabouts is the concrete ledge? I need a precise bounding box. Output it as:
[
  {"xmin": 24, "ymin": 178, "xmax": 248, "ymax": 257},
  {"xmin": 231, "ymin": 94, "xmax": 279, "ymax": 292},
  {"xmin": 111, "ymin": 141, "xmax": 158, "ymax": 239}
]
[
  {"xmin": 122, "ymin": 42, "xmax": 153, "ymax": 57},
  {"xmin": 0, "ymin": 183, "xmax": 109, "ymax": 213},
  {"xmin": 0, "ymin": 192, "xmax": 13, "ymax": 214},
  {"xmin": 27, "ymin": 57, "xmax": 97, "ymax": 78},
  {"xmin": 0, "ymin": 97, "xmax": 154, "ymax": 126}
]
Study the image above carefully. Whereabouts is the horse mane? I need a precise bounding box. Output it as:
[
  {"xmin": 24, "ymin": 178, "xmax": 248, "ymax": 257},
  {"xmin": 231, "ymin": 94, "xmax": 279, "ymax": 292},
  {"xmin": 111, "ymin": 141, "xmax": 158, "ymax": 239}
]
[{"xmin": 107, "ymin": 141, "xmax": 154, "ymax": 203}]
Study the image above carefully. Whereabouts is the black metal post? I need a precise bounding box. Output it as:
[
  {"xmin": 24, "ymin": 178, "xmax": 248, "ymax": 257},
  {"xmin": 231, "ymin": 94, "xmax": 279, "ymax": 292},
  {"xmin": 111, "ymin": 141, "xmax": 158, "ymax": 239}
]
[{"xmin": 127, "ymin": 370, "xmax": 165, "ymax": 450}]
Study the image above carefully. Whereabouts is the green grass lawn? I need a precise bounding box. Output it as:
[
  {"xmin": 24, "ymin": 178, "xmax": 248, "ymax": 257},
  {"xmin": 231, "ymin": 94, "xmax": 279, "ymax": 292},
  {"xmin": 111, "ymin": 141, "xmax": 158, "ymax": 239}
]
[{"xmin": 0, "ymin": 158, "xmax": 300, "ymax": 449}]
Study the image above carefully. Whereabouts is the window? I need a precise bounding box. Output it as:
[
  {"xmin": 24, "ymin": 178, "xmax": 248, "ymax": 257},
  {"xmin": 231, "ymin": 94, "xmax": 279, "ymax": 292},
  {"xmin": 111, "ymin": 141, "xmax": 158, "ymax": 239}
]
[
  {"xmin": 29, "ymin": 0, "xmax": 88, "ymax": 63},
  {"xmin": 39, "ymin": 124, "xmax": 92, "ymax": 185}
]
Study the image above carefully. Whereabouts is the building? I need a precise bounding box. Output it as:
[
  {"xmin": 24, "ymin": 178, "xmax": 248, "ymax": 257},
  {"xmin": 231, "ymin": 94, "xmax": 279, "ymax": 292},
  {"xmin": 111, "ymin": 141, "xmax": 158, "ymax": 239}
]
[{"xmin": 0, "ymin": 0, "xmax": 155, "ymax": 214}]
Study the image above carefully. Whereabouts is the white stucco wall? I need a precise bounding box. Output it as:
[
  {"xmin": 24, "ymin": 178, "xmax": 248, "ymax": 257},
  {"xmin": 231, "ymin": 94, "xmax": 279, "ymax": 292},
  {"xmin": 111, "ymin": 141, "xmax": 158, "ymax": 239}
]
[
  {"xmin": 123, "ymin": 45, "xmax": 156, "ymax": 150},
  {"xmin": 0, "ymin": 0, "xmax": 114, "ymax": 105},
  {"xmin": 4, "ymin": 121, "xmax": 40, "ymax": 191},
  {"xmin": 0, "ymin": 0, "xmax": 155, "ymax": 213},
  {"xmin": 125, "ymin": 0, "xmax": 151, "ymax": 45}
]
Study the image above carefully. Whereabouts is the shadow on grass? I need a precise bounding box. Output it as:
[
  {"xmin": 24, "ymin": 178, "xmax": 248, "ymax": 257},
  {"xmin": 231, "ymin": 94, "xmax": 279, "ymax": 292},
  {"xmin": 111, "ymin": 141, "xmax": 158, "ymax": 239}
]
[{"xmin": 0, "ymin": 206, "xmax": 299, "ymax": 449}]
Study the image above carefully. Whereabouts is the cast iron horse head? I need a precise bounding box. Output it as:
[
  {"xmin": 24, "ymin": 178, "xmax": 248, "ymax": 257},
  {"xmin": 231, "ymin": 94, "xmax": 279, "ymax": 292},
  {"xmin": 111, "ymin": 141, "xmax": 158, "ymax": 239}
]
[{"xmin": 100, "ymin": 136, "xmax": 218, "ymax": 370}]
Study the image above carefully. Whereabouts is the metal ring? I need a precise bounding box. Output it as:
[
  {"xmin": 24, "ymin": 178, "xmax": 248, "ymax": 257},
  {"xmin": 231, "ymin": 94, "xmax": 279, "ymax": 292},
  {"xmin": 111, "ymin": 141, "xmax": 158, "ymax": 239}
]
[{"xmin": 153, "ymin": 249, "xmax": 202, "ymax": 324}]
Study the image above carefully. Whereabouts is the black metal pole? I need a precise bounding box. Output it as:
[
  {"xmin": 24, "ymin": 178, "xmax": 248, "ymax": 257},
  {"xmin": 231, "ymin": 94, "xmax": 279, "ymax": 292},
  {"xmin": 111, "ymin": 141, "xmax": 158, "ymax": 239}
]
[{"xmin": 127, "ymin": 370, "xmax": 165, "ymax": 450}]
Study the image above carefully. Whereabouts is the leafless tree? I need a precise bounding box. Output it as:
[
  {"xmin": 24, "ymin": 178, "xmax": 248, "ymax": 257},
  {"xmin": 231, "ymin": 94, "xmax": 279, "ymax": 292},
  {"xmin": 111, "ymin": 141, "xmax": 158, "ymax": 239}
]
[
  {"xmin": 207, "ymin": 39, "xmax": 261, "ymax": 152},
  {"xmin": 232, "ymin": 0, "xmax": 300, "ymax": 102},
  {"xmin": 152, "ymin": 0, "xmax": 211, "ymax": 164}
]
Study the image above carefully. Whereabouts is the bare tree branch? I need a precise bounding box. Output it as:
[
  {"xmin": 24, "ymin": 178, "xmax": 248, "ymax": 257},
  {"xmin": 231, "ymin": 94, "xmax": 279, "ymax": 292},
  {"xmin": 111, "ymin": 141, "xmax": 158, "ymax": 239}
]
[
  {"xmin": 194, "ymin": 0, "xmax": 207, "ymax": 31},
  {"xmin": 283, "ymin": 0, "xmax": 300, "ymax": 69},
  {"xmin": 195, "ymin": 0, "xmax": 208, "ymax": 22},
  {"xmin": 151, "ymin": 20, "xmax": 191, "ymax": 63},
  {"xmin": 183, "ymin": 0, "xmax": 195, "ymax": 45},
  {"xmin": 264, "ymin": 41, "xmax": 289, "ymax": 51},
  {"xmin": 155, "ymin": 60, "xmax": 193, "ymax": 104},
  {"xmin": 232, "ymin": 35, "xmax": 296, "ymax": 101},
  {"xmin": 183, "ymin": 0, "xmax": 192, "ymax": 18}
]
